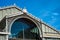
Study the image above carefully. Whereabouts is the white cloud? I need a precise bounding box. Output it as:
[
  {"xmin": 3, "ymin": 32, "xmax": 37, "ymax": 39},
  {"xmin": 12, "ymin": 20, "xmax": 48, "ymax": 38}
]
[
  {"xmin": 48, "ymin": 13, "xmax": 58, "ymax": 24},
  {"xmin": 53, "ymin": 13, "xmax": 59, "ymax": 16},
  {"xmin": 48, "ymin": 16, "xmax": 56, "ymax": 24},
  {"xmin": 51, "ymin": 16, "xmax": 55, "ymax": 19},
  {"xmin": 41, "ymin": 11, "xmax": 50, "ymax": 17}
]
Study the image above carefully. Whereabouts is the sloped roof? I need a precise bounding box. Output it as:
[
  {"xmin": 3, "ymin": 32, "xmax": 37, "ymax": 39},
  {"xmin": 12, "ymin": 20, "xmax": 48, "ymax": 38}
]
[
  {"xmin": 0, "ymin": 5, "xmax": 59, "ymax": 34},
  {"xmin": 0, "ymin": 5, "xmax": 22, "ymax": 11}
]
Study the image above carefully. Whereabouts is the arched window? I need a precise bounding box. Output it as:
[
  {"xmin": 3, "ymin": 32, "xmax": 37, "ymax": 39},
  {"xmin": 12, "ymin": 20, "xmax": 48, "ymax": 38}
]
[{"xmin": 9, "ymin": 18, "xmax": 41, "ymax": 40}]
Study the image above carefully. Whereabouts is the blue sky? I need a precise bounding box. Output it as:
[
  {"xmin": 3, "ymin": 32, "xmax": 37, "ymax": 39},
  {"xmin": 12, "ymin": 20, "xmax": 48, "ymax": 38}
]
[{"xmin": 0, "ymin": 0, "xmax": 60, "ymax": 31}]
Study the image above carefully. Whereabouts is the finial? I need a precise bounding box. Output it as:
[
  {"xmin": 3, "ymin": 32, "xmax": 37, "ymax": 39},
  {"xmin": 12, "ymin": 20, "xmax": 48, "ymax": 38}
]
[
  {"xmin": 13, "ymin": 3, "xmax": 16, "ymax": 6},
  {"xmin": 23, "ymin": 7, "xmax": 28, "ymax": 13}
]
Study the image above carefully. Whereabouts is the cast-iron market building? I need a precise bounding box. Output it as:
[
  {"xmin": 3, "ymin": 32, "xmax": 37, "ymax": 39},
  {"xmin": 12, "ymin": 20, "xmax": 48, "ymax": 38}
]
[{"xmin": 0, "ymin": 5, "xmax": 60, "ymax": 40}]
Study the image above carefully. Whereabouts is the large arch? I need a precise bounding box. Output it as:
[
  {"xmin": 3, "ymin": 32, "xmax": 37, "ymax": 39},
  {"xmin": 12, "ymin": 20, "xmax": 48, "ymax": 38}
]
[{"xmin": 8, "ymin": 16, "xmax": 42, "ymax": 40}]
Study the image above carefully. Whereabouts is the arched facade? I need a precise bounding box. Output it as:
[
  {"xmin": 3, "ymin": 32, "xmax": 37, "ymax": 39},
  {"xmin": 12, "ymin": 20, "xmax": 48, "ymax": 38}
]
[
  {"xmin": 0, "ymin": 6, "xmax": 60, "ymax": 40},
  {"xmin": 8, "ymin": 14, "xmax": 42, "ymax": 40}
]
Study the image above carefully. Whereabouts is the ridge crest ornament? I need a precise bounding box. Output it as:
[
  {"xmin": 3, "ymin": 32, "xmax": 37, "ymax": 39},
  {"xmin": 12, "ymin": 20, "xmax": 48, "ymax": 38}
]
[{"xmin": 23, "ymin": 7, "xmax": 28, "ymax": 13}]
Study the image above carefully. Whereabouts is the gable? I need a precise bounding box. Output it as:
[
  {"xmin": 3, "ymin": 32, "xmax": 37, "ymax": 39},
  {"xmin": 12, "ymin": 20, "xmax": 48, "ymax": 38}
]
[
  {"xmin": 0, "ymin": 6, "xmax": 59, "ymax": 34},
  {"xmin": 0, "ymin": 6, "xmax": 22, "ymax": 21},
  {"xmin": 42, "ymin": 23, "xmax": 59, "ymax": 34}
]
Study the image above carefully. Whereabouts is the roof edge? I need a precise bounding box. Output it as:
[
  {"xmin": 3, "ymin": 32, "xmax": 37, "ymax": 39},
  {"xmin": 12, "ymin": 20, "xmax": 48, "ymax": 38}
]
[
  {"xmin": 0, "ymin": 5, "xmax": 22, "ymax": 11},
  {"xmin": 0, "ymin": 5, "xmax": 59, "ymax": 34}
]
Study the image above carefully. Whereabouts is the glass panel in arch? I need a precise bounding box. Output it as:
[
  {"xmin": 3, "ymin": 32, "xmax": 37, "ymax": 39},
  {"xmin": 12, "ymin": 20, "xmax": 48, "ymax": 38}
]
[{"xmin": 9, "ymin": 18, "xmax": 41, "ymax": 40}]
